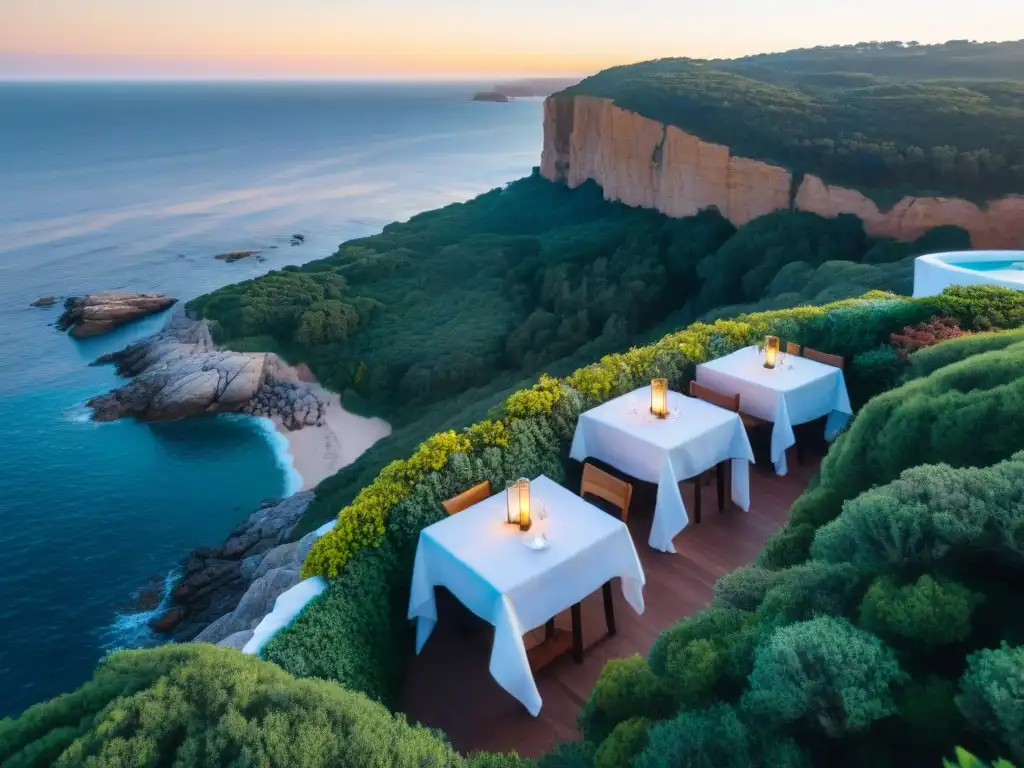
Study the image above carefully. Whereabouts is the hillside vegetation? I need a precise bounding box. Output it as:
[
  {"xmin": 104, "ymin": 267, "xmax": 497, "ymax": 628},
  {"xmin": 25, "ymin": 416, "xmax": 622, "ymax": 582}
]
[
  {"xmin": 187, "ymin": 174, "xmax": 968, "ymax": 533},
  {"xmin": 563, "ymin": 40, "xmax": 1024, "ymax": 202}
]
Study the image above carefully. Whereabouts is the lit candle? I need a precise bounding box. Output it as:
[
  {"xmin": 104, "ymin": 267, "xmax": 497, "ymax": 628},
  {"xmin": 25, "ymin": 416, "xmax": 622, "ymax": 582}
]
[
  {"xmin": 763, "ymin": 336, "xmax": 779, "ymax": 370},
  {"xmin": 516, "ymin": 478, "xmax": 531, "ymax": 532},
  {"xmin": 650, "ymin": 378, "xmax": 669, "ymax": 419}
]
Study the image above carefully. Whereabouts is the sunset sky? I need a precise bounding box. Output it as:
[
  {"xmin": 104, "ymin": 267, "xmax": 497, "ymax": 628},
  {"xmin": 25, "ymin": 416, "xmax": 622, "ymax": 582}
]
[{"xmin": 2, "ymin": 0, "xmax": 1022, "ymax": 80}]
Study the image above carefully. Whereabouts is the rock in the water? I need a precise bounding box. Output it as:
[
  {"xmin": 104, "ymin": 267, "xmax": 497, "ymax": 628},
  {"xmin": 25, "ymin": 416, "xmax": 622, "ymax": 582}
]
[
  {"xmin": 56, "ymin": 292, "xmax": 177, "ymax": 338},
  {"xmin": 290, "ymin": 233, "xmax": 305, "ymax": 246},
  {"xmin": 149, "ymin": 607, "xmax": 185, "ymax": 633},
  {"xmin": 31, "ymin": 296, "xmax": 59, "ymax": 308},
  {"xmin": 472, "ymin": 91, "xmax": 510, "ymax": 103},
  {"xmin": 87, "ymin": 312, "xmax": 330, "ymax": 426},
  {"xmin": 214, "ymin": 250, "xmax": 261, "ymax": 262}
]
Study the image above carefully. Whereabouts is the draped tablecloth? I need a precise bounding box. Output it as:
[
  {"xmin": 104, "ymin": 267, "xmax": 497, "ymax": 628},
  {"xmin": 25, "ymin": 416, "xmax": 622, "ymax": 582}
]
[
  {"xmin": 696, "ymin": 346, "xmax": 852, "ymax": 475},
  {"xmin": 569, "ymin": 387, "xmax": 754, "ymax": 553},
  {"xmin": 407, "ymin": 475, "xmax": 645, "ymax": 716}
]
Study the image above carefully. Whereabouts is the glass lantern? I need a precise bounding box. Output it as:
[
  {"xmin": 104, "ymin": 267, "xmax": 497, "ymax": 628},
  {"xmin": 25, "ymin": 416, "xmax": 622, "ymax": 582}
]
[
  {"xmin": 506, "ymin": 477, "xmax": 532, "ymax": 531},
  {"xmin": 763, "ymin": 336, "xmax": 780, "ymax": 370},
  {"xmin": 650, "ymin": 378, "xmax": 669, "ymax": 419}
]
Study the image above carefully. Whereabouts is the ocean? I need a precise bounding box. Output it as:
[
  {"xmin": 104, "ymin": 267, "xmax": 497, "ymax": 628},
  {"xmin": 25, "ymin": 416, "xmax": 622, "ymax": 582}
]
[{"xmin": 0, "ymin": 81, "xmax": 543, "ymax": 717}]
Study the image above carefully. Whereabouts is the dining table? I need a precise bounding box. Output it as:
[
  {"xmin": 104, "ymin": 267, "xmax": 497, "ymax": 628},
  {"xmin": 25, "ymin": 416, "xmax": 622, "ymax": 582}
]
[
  {"xmin": 407, "ymin": 475, "xmax": 645, "ymax": 715},
  {"xmin": 569, "ymin": 385, "xmax": 755, "ymax": 553},
  {"xmin": 696, "ymin": 345, "xmax": 852, "ymax": 474}
]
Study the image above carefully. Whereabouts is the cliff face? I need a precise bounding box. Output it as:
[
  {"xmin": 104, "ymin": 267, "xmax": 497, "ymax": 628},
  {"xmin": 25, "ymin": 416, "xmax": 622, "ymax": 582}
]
[{"xmin": 540, "ymin": 95, "xmax": 1024, "ymax": 248}]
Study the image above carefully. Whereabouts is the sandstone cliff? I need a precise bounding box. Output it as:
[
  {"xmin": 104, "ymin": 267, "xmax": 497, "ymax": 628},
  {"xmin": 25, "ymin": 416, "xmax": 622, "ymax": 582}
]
[{"xmin": 541, "ymin": 94, "xmax": 1024, "ymax": 249}]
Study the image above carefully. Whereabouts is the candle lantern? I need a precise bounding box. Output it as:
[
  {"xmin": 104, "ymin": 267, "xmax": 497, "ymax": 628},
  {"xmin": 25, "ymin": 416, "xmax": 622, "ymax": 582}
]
[
  {"xmin": 506, "ymin": 477, "xmax": 532, "ymax": 531},
  {"xmin": 763, "ymin": 336, "xmax": 780, "ymax": 370},
  {"xmin": 650, "ymin": 378, "xmax": 669, "ymax": 419}
]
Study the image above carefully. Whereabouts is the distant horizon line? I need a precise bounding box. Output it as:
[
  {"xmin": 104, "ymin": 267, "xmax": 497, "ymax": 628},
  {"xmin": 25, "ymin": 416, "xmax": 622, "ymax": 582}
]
[{"xmin": 0, "ymin": 74, "xmax": 589, "ymax": 84}]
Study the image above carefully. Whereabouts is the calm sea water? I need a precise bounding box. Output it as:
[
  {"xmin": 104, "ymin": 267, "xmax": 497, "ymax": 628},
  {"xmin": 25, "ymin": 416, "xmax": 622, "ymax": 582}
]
[{"xmin": 0, "ymin": 81, "xmax": 542, "ymax": 717}]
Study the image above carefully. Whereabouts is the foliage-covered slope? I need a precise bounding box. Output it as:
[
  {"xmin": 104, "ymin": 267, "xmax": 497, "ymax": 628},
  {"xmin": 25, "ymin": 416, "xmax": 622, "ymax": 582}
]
[
  {"xmin": 188, "ymin": 175, "xmax": 968, "ymax": 534},
  {"xmin": 562, "ymin": 40, "xmax": 1024, "ymax": 201}
]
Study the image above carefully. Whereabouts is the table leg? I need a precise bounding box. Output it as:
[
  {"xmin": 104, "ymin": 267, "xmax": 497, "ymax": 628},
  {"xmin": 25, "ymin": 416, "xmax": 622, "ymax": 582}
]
[
  {"xmin": 717, "ymin": 461, "xmax": 727, "ymax": 512},
  {"xmin": 693, "ymin": 478, "xmax": 702, "ymax": 524},
  {"xmin": 602, "ymin": 581, "xmax": 616, "ymax": 636},
  {"xmin": 571, "ymin": 603, "xmax": 583, "ymax": 663}
]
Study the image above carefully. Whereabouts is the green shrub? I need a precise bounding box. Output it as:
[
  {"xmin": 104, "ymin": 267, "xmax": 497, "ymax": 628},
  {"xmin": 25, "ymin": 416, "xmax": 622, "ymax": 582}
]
[
  {"xmin": 933, "ymin": 286, "xmax": 1024, "ymax": 332},
  {"xmin": 263, "ymin": 542, "xmax": 409, "ymax": 707},
  {"xmin": 712, "ymin": 566, "xmax": 785, "ymax": 612},
  {"xmin": 578, "ymin": 656, "xmax": 674, "ymax": 744},
  {"xmin": 742, "ymin": 617, "xmax": 907, "ymax": 737},
  {"xmin": 632, "ymin": 705, "xmax": 751, "ymax": 768},
  {"xmin": 848, "ymin": 344, "xmax": 907, "ymax": 409},
  {"xmin": 536, "ymin": 741, "xmax": 596, "ymax": 768},
  {"xmin": 0, "ymin": 645, "xmax": 459, "ymax": 768},
  {"xmin": 811, "ymin": 456, "xmax": 1024, "ymax": 574},
  {"xmin": 860, "ymin": 575, "xmax": 983, "ymax": 648},
  {"xmin": 908, "ymin": 329, "xmax": 1024, "ymax": 381},
  {"xmin": 594, "ymin": 717, "xmax": 651, "ymax": 768},
  {"xmin": 467, "ymin": 752, "xmax": 536, "ymax": 768},
  {"xmin": 957, "ymin": 644, "xmax": 1024, "ymax": 763},
  {"xmin": 756, "ymin": 561, "xmax": 866, "ymax": 627}
]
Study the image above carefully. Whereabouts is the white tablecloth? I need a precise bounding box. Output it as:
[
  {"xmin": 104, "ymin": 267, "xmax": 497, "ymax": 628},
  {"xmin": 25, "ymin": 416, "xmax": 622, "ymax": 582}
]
[
  {"xmin": 569, "ymin": 387, "xmax": 754, "ymax": 553},
  {"xmin": 407, "ymin": 475, "xmax": 645, "ymax": 716},
  {"xmin": 696, "ymin": 346, "xmax": 852, "ymax": 475}
]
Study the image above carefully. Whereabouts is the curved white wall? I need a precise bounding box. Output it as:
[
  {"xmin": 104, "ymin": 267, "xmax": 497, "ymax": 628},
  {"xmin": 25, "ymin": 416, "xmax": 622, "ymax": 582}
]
[{"xmin": 913, "ymin": 251, "xmax": 1024, "ymax": 298}]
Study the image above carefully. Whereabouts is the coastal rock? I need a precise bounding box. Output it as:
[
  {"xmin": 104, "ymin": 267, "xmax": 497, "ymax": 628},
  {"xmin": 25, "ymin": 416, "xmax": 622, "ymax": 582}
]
[
  {"xmin": 540, "ymin": 93, "xmax": 1024, "ymax": 248},
  {"xmin": 151, "ymin": 491, "xmax": 314, "ymax": 641},
  {"xmin": 214, "ymin": 250, "xmax": 261, "ymax": 262},
  {"xmin": 290, "ymin": 234, "xmax": 305, "ymax": 246},
  {"xmin": 87, "ymin": 312, "xmax": 329, "ymax": 426},
  {"xmin": 149, "ymin": 607, "xmax": 185, "ymax": 633},
  {"xmin": 56, "ymin": 292, "xmax": 177, "ymax": 338},
  {"xmin": 472, "ymin": 91, "xmax": 510, "ymax": 103},
  {"xmin": 31, "ymin": 296, "xmax": 59, "ymax": 308},
  {"xmin": 216, "ymin": 630, "xmax": 254, "ymax": 650}
]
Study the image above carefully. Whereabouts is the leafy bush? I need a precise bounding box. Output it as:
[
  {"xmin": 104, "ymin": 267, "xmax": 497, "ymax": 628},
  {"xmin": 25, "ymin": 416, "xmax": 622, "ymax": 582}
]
[
  {"xmin": 756, "ymin": 561, "xmax": 866, "ymax": 628},
  {"xmin": 712, "ymin": 565, "xmax": 785, "ymax": 612},
  {"xmin": 0, "ymin": 645, "xmax": 460, "ymax": 768},
  {"xmin": 890, "ymin": 315, "xmax": 969, "ymax": 359},
  {"xmin": 859, "ymin": 575, "xmax": 982, "ymax": 648},
  {"xmin": 594, "ymin": 717, "xmax": 650, "ymax": 768},
  {"xmin": 945, "ymin": 747, "xmax": 1018, "ymax": 768},
  {"xmin": 632, "ymin": 705, "xmax": 752, "ymax": 768},
  {"xmin": 957, "ymin": 645, "xmax": 1024, "ymax": 764},
  {"xmin": 907, "ymin": 328, "xmax": 1024, "ymax": 381},
  {"xmin": 847, "ymin": 344, "xmax": 907, "ymax": 408},
  {"xmin": 742, "ymin": 617, "xmax": 907, "ymax": 737},
  {"xmin": 578, "ymin": 656, "xmax": 675, "ymax": 744}
]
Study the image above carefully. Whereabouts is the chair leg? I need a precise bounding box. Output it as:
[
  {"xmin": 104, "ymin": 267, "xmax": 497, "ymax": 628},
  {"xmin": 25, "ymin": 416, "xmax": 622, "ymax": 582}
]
[
  {"xmin": 602, "ymin": 581, "xmax": 616, "ymax": 636},
  {"xmin": 717, "ymin": 461, "xmax": 727, "ymax": 512},
  {"xmin": 571, "ymin": 603, "xmax": 583, "ymax": 663},
  {"xmin": 693, "ymin": 479, "xmax": 702, "ymax": 524},
  {"xmin": 796, "ymin": 436, "xmax": 806, "ymax": 466},
  {"xmin": 545, "ymin": 618, "xmax": 555, "ymax": 641}
]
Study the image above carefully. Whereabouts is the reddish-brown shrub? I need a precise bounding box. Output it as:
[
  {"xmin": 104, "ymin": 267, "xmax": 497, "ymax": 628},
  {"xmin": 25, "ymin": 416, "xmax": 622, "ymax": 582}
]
[{"xmin": 890, "ymin": 316, "xmax": 968, "ymax": 359}]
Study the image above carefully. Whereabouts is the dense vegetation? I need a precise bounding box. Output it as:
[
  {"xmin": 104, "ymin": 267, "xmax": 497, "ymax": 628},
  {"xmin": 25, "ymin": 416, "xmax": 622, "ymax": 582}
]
[
  {"xmin": 187, "ymin": 174, "xmax": 968, "ymax": 535},
  {"xmin": 564, "ymin": 40, "xmax": 1024, "ymax": 202},
  {"xmin": 6, "ymin": 287, "xmax": 1024, "ymax": 767}
]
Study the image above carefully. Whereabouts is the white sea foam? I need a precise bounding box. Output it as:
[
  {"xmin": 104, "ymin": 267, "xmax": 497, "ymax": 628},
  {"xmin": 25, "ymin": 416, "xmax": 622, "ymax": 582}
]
[
  {"xmin": 100, "ymin": 568, "xmax": 181, "ymax": 651},
  {"xmin": 64, "ymin": 403, "xmax": 97, "ymax": 424},
  {"xmin": 248, "ymin": 416, "xmax": 303, "ymax": 497}
]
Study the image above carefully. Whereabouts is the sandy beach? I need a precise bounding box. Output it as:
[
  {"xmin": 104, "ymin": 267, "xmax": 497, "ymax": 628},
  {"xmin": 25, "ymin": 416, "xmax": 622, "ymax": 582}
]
[{"xmin": 273, "ymin": 384, "xmax": 391, "ymax": 491}]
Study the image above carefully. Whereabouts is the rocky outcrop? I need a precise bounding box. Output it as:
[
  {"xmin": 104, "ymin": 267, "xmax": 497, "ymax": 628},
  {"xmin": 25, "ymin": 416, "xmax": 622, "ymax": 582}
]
[
  {"xmin": 86, "ymin": 312, "xmax": 328, "ymax": 426},
  {"xmin": 147, "ymin": 490, "xmax": 315, "ymax": 641},
  {"xmin": 31, "ymin": 296, "xmax": 59, "ymax": 307},
  {"xmin": 541, "ymin": 94, "xmax": 1024, "ymax": 248},
  {"xmin": 794, "ymin": 174, "xmax": 1024, "ymax": 250},
  {"xmin": 214, "ymin": 250, "xmax": 261, "ymax": 262},
  {"xmin": 472, "ymin": 91, "xmax": 510, "ymax": 103},
  {"xmin": 56, "ymin": 292, "xmax": 177, "ymax": 337}
]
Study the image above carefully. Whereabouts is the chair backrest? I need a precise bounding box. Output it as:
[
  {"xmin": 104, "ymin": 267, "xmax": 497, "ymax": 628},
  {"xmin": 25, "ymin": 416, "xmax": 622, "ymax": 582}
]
[
  {"xmin": 442, "ymin": 480, "xmax": 491, "ymax": 516},
  {"xmin": 581, "ymin": 464, "xmax": 632, "ymax": 522},
  {"xmin": 803, "ymin": 347, "xmax": 845, "ymax": 371},
  {"xmin": 786, "ymin": 341, "xmax": 801, "ymax": 356},
  {"xmin": 689, "ymin": 380, "xmax": 740, "ymax": 413}
]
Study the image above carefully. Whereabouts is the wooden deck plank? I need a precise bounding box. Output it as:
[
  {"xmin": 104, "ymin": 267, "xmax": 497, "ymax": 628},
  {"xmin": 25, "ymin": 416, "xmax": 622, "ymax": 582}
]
[{"xmin": 400, "ymin": 456, "xmax": 819, "ymax": 757}]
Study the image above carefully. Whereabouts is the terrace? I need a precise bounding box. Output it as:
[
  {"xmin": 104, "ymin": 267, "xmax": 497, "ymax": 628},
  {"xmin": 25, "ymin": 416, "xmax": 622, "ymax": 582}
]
[{"xmin": 402, "ymin": 455, "xmax": 820, "ymax": 757}]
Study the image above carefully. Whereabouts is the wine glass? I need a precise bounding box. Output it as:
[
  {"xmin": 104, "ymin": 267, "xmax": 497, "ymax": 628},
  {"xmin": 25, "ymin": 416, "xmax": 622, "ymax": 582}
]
[{"xmin": 778, "ymin": 347, "xmax": 788, "ymax": 368}]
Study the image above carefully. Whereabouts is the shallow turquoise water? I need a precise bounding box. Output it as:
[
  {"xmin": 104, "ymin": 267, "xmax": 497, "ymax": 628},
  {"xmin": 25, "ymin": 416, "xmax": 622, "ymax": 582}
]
[
  {"xmin": 949, "ymin": 259, "xmax": 1024, "ymax": 272},
  {"xmin": 0, "ymin": 82, "xmax": 542, "ymax": 716}
]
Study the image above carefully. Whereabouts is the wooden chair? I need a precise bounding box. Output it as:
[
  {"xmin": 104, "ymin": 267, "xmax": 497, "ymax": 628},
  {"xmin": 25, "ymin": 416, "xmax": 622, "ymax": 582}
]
[
  {"xmin": 574, "ymin": 463, "xmax": 634, "ymax": 649},
  {"xmin": 687, "ymin": 381, "xmax": 737, "ymax": 522},
  {"xmin": 442, "ymin": 480, "xmax": 491, "ymax": 516},
  {"xmin": 786, "ymin": 341, "xmax": 801, "ymax": 356},
  {"xmin": 580, "ymin": 463, "xmax": 633, "ymax": 522},
  {"xmin": 803, "ymin": 347, "xmax": 845, "ymax": 371}
]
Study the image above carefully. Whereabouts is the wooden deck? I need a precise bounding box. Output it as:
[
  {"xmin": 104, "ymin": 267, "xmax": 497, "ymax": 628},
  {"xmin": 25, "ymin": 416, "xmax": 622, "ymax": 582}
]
[{"xmin": 400, "ymin": 456, "xmax": 819, "ymax": 757}]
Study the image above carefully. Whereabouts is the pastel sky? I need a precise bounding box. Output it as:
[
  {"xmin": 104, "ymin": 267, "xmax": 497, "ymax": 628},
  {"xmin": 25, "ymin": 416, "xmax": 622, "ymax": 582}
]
[{"xmin": 2, "ymin": 0, "xmax": 1022, "ymax": 79}]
